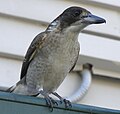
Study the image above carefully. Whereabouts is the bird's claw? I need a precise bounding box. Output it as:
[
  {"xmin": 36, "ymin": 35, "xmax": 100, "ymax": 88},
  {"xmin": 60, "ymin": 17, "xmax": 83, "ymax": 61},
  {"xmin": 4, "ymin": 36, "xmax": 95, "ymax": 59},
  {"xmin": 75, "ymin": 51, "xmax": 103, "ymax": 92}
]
[
  {"xmin": 63, "ymin": 99, "xmax": 72, "ymax": 108},
  {"xmin": 45, "ymin": 98, "xmax": 53, "ymax": 112},
  {"xmin": 38, "ymin": 90, "xmax": 58, "ymax": 111},
  {"xmin": 50, "ymin": 97, "xmax": 58, "ymax": 106},
  {"xmin": 51, "ymin": 92, "xmax": 72, "ymax": 108},
  {"xmin": 45, "ymin": 97, "xmax": 58, "ymax": 112},
  {"xmin": 59, "ymin": 98, "xmax": 72, "ymax": 108}
]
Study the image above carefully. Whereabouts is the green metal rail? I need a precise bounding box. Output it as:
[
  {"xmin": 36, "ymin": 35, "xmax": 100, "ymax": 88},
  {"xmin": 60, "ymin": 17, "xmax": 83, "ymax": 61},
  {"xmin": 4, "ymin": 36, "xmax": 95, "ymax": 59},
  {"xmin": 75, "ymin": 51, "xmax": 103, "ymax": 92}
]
[{"xmin": 0, "ymin": 91, "xmax": 119, "ymax": 114}]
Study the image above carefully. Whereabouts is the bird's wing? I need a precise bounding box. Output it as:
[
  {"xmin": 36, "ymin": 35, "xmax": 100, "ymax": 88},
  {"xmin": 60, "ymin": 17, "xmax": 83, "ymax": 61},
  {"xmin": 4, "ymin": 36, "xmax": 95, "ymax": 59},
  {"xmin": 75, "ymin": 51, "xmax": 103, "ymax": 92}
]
[
  {"xmin": 69, "ymin": 44, "xmax": 80, "ymax": 72},
  {"xmin": 69, "ymin": 54, "xmax": 79, "ymax": 72},
  {"xmin": 20, "ymin": 32, "xmax": 47, "ymax": 79}
]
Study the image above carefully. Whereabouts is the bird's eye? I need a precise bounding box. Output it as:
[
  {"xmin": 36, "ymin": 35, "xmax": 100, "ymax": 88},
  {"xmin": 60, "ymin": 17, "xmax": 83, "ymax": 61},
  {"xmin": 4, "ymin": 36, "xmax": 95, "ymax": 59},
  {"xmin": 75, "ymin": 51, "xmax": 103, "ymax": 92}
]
[{"xmin": 73, "ymin": 11, "xmax": 80, "ymax": 17}]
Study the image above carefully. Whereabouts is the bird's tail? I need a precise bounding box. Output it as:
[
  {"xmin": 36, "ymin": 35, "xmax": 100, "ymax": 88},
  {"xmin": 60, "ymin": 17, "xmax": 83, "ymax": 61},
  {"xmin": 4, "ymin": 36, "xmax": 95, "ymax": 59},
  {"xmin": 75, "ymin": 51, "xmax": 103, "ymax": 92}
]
[
  {"xmin": 0, "ymin": 85, "xmax": 16, "ymax": 93},
  {"xmin": 3, "ymin": 77, "xmax": 26, "ymax": 93},
  {"xmin": 6, "ymin": 85, "xmax": 16, "ymax": 92}
]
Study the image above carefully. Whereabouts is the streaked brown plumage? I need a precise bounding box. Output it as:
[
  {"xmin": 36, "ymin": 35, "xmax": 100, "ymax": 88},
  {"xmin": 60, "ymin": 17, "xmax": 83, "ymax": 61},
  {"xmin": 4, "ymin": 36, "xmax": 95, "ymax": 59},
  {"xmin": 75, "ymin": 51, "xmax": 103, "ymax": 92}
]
[{"xmin": 8, "ymin": 6, "xmax": 106, "ymax": 110}]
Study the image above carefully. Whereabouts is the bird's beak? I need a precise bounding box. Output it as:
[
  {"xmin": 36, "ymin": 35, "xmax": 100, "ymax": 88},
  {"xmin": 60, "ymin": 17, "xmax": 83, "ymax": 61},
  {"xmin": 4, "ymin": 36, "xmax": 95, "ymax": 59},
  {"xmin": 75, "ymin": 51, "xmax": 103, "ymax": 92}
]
[{"xmin": 82, "ymin": 13, "xmax": 106, "ymax": 24}]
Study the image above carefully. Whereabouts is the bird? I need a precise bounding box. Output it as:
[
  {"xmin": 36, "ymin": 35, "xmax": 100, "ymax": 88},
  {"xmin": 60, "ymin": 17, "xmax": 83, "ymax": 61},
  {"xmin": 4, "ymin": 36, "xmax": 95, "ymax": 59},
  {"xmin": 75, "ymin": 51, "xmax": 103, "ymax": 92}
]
[{"xmin": 7, "ymin": 6, "xmax": 106, "ymax": 110}]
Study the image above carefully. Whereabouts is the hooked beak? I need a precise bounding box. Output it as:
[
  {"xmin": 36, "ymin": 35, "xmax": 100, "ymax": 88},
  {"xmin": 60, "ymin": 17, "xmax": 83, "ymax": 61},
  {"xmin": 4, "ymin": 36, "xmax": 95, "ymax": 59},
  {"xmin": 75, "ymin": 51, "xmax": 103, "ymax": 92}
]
[{"xmin": 82, "ymin": 13, "xmax": 106, "ymax": 24}]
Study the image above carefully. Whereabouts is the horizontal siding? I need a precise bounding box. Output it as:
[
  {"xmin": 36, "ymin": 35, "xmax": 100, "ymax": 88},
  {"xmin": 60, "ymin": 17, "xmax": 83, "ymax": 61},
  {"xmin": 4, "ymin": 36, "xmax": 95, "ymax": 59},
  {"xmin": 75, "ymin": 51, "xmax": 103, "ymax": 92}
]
[
  {"xmin": 0, "ymin": 57, "xmax": 21, "ymax": 87},
  {"xmin": 83, "ymin": 0, "xmax": 120, "ymax": 8},
  {"xmin": 0, "ymin": 0, "xmax": 120, "ymax": 39},
  {"xmin": 0, "ymin": 12, "xmax": 120, "ymax": 78},
  {"xmin": 0, "ymin": 14, "xmax": 43, "ymax": 56},
  {"xmin": 1, "ymin": 13, "xmax": 120, "ymax": 62}
]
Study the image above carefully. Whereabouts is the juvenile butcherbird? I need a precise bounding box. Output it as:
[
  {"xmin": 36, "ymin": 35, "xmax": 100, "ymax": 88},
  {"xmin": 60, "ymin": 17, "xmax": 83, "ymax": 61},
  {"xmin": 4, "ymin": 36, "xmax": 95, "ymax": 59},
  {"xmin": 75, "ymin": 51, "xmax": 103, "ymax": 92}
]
[{"xmin": 8, "ymin": 6, "xmax": 106, "ymax": 110}]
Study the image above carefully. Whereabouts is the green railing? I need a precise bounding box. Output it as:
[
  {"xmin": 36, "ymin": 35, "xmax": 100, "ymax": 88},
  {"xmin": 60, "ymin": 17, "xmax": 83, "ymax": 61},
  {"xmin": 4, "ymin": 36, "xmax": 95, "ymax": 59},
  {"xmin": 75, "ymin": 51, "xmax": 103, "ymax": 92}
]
[{"xmin": 0, "ymin": 91, "xmax": 119, "ymax": 114}]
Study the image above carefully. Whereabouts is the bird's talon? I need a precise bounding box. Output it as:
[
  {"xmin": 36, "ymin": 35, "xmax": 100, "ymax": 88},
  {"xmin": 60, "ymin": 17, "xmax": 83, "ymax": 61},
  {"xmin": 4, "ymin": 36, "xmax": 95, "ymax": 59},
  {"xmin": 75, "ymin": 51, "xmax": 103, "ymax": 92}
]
[
  {"xmin": 46, "ymin": 103, "xmax": 54, "ymax": 112},
  {"xmin": 50, "ymin": 97, "xmax": 58, "ymax": 106},
  {"xmin": 54, "ymin": 101, "xmax": 58, "ymax": 106},
  {"xmin": 45, "ymin": 98, "xmax": 53, "ymax": 108},
  {"xmin": 63, "ymin": 99, "xmax": 72, "ymax": 108},
  {"xmin": 59, "ymin": 100, "xmax": 63, "ymax": 104},
  {"xmin": 45, "ymin": 97, "xmax": 59, "ymax": 111}
]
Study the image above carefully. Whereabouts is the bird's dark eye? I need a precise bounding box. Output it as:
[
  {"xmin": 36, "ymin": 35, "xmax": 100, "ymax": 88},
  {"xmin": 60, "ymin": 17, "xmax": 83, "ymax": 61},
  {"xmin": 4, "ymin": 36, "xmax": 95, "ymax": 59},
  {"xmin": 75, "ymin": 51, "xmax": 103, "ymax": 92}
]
[{"xmin": 73, "ymin": 10, "xmax": 82, "ymax": 17}]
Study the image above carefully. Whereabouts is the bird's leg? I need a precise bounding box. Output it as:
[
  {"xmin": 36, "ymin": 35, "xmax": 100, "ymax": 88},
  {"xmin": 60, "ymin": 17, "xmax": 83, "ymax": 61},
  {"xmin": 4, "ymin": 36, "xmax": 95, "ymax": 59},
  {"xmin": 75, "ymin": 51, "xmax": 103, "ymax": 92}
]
[
  {"xmin": 52, "ymin": 92, "xmax": 72, "ymax": 108},
  {"xmin": 38, "ymin": 90, "xmax": 58, "ymax": 111}
]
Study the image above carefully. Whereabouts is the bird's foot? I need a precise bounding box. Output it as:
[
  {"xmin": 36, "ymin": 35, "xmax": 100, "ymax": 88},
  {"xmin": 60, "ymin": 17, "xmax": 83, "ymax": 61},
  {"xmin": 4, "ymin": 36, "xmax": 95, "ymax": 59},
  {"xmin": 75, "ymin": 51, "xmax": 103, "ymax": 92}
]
[
  {"xmin": 39, "ymin": 90, "xmax": 58, "ymax": 111},
  {"xmin": 49, "ymin": 97, "xmax": 58, "ymax": 106},
  {"xmin": 45, "ymin": 97, "xmax": 58, "ymax": 111},
  {"xmin": 63, "ymin": 99, "xmax": 72, "ymax": 108},
  {"xmin": 59, "ymin": 98, "xmax": 72, "ymax": 108},
  {"xmin": 52, "ymin": 92, "xmax": 72, "ymax": 108}
]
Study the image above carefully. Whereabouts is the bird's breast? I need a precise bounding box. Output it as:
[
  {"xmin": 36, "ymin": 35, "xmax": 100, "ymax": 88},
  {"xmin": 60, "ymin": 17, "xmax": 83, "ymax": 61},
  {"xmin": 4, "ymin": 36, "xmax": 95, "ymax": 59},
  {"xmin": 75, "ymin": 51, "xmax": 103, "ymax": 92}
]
[
  {"xmin": 46, "ymin": 33, "xmax": 79, "ymax": 71},
  {"xmin": 26, "ymin": 32, "xmax": 80, "ymax": 93}
]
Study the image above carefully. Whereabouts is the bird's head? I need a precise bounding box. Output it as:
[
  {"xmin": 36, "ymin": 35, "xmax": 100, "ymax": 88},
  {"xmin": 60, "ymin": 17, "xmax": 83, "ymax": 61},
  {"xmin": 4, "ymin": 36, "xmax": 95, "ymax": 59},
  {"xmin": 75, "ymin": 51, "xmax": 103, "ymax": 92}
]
[{"xmin": 47, "ymin": 6, "xmax": 106, "ymax": 33}]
